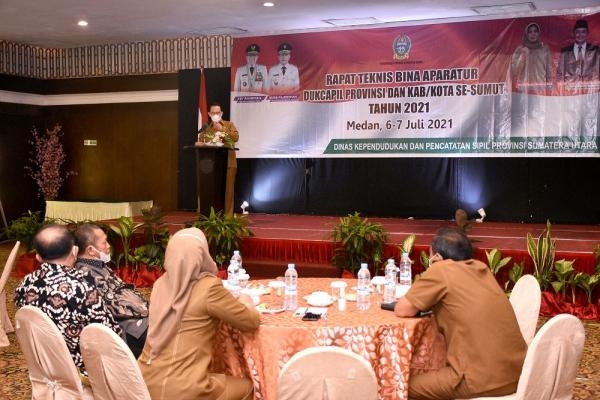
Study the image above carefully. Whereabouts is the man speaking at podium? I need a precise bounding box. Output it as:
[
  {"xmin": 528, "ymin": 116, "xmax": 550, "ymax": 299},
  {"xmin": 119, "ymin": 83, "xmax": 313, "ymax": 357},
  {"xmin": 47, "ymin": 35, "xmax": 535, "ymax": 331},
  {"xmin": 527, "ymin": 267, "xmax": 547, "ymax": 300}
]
[{"xmin": 198, "ymin": 102, "xmax": 239, "ymax": 215}]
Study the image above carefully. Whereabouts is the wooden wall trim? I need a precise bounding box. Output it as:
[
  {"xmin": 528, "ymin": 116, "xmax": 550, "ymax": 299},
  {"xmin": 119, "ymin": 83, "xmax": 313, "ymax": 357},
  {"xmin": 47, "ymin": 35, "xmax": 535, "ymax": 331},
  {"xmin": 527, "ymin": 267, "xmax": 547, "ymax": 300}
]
[
  {"xmin": 0, "ymin": 36, "xmax": 232, "ymax": 79},
  {"xmin": 0, "ymin": 89, "xmax": 178, "ymax": 105}
]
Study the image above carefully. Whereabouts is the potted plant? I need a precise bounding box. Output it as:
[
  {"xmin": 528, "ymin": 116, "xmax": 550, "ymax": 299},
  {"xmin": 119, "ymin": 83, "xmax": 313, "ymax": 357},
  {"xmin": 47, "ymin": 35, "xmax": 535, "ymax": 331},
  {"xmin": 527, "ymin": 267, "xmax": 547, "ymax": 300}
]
[
  {"xmin": 7, "ymin": 210, "xmax": 51, "ymax": 275},
  {"xmin": 526, "ymin": 220, "xmax": 555, "ymax": 291},
  {"xmin": 505, "ymin": 262, "xmax": 525, "ymax": 291},
  {"xmin": 191, "ymin": 207, "xmax": 254, "ymax": 274},
  {"xmin": 132, "ymin": 206, "xmax": 170, "ymax": 270},
  {"xmin": 7, "ymin": 210, "xmax": 47, "ymax": 251},
  {"xmin": 107, "ymin": 216, "xmax": 144, "ymax": 268},
  {"xmin": 330, "ymin": 212, "xmax": 388, "ymax": 277}
]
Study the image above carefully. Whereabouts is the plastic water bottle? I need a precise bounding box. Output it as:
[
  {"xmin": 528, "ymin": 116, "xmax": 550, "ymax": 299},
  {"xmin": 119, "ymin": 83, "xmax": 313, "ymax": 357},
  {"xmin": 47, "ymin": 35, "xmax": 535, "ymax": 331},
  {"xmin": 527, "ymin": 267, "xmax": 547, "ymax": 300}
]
[
  {"xmin": 397, "ymin": 252, "xmax": 412, "ymax": 297},
  {"xmin": 284, "ymin": 263, "xmax": 298, "ymax": 310},
  {"xmin": 227, "ymin": 259, "xmax": 240, "ymax": 297},
  {"xmin": 383, "ymin": 258, "xmax": 397, "ymax": 303},
  {"xmin": 230, "ymin": 250, "xmax": 243, "ymax": 270},
  {"xmin": 356, "ymin": 263, "xmax": 371, "ymax": 311}
]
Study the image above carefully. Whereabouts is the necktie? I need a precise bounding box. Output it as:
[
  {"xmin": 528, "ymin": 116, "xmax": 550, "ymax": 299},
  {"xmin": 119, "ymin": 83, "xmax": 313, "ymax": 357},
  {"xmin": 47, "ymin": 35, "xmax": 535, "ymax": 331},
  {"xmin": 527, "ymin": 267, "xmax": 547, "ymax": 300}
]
[
  {"xmin": 282, "ymin": 66, "xmax": 287, "ymax": 76},
  {"xmin": 250, "ymin": 66, "xmax": 255, "ymax": 75},
  {"xmin": 577, "ymin": 45, "xmax": 583, "ymax": 61}
]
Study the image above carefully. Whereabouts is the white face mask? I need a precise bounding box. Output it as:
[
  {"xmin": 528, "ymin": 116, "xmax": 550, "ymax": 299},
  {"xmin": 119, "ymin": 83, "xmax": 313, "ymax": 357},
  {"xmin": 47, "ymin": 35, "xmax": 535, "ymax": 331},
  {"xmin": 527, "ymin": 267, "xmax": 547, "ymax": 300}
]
[
  {"xmin": 210, "ymin": 113, "xmax": 222, "ymax": 123},
  {"xmin": 428, "ymin": 253, "xmax": 441, "ymax": 268},
  {"xmin": 92, "ymin": 246, "xmax": 111, "ymax": 263}
]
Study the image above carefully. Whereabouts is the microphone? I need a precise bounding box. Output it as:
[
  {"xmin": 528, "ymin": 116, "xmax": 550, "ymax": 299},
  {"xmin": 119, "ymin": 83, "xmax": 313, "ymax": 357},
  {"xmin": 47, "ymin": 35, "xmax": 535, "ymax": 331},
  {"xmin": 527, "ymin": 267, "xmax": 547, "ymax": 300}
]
[{"xmin": 198, "ymin": 123, "xmax": 209, "ymax": 133}]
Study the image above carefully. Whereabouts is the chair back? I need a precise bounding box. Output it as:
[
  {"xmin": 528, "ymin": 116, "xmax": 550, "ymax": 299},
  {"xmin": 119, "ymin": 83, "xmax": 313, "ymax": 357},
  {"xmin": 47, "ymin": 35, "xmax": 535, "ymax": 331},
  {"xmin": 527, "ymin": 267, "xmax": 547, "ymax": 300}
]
[
  {"xmin": 80, "ymin": 323, "xmax": 151, "ymax": 400},
  {"xmin": 278, "ymin": 346, "xmax": 378, "ymax": 400},
  {"xmin": 464, "ymin": 313, "xmax": 585, "ymax": 400},
  {"xmin": 0, "ymin": 241, "xmax": 20, "ymax": 343},
  {"xmin": 515, "ymin": 313, "xmax": 585, "ymax": 400},
  {"xmin": 509, "ymin": 274, "xmax": 541, "ymax": 345},
  {"xmin": 15, "ymin": 305, "xmax": 93, "ymax": 400}
]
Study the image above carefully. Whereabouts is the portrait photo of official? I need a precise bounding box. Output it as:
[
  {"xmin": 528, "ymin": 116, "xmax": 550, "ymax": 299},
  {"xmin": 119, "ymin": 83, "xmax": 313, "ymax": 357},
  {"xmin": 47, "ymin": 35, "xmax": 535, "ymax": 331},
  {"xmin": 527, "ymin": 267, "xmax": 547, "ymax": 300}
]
[
  {"xmin": 267, "ymin": 42, "xmax": 300, "ymax": 93},
  {"xmin": 556, "ymin": 19, "xmax": 600, "ymax": 141},
  {"xmin": 233, "ymin": 43, "xmax": 268, "ymax": 92}
]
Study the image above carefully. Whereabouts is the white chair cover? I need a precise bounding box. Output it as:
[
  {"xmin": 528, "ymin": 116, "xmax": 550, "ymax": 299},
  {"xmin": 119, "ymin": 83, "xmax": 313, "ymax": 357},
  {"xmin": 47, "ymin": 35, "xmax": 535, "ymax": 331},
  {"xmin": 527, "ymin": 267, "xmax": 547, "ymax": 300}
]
[
  {"xmin": 509, "ymin": 274, "xmax": 541, "ymax": 345},
  {"xmin": 278, "ymin": 346, "xmax": 378, "ymax": 400},
  {"xmin": 467, "ymin": 313, "xmax": 586, "ymax": 400},
  {"xmin": 14, "ymin": 305, "xmax": 94, "ymax": 400},
  {"xmin": 80, "ymin": 323, "xmax": 151, "ymax": 400},
  {"xmin": 0, "ymin": 241, "xmax": 20, "ymax": 346}
]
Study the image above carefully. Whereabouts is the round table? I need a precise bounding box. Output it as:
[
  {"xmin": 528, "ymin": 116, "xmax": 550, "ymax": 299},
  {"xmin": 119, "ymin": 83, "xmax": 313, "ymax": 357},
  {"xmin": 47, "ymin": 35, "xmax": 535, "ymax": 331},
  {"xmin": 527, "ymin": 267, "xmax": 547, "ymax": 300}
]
[{"xmin": 211, "ymin": 277, "xmax": 446, "ymax": 400}]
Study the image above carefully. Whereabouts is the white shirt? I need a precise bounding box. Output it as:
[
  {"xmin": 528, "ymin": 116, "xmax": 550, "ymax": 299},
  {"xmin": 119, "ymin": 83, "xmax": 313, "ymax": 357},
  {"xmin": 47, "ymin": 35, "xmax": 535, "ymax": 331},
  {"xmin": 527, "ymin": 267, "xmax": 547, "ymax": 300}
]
[
  {"xmin": 234, "ymin": 64, "xmax": 268, "ymax": 92},
  {"xmin": 573, "ymin": 42, "xmax": 587, "ymax": 60},
  {"xmin": 267, "ymin": 63, "xmax": 300, "ymax": 92}
]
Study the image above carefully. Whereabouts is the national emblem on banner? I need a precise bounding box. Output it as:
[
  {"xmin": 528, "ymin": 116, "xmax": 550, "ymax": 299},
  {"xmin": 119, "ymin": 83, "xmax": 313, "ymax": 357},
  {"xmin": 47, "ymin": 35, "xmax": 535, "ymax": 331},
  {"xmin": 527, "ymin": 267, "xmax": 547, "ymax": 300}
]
[{"xmin": 393, "ymin": 35, "xmax": 411, "ymax": 60}]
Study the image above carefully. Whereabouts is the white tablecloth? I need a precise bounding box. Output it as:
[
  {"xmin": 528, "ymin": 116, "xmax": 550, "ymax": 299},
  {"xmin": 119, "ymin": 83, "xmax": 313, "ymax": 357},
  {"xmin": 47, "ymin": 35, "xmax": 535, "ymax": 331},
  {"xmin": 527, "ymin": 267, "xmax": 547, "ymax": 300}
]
[{"xmin": 45, "ymin": 200, "xmax": 153, "ymax": 222}]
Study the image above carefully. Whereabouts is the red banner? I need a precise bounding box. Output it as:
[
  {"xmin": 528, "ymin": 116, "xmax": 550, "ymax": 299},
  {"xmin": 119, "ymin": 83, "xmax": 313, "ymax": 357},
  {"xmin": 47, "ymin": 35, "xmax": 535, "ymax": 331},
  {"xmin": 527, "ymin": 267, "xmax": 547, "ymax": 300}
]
[{"xmin": 231, "ymin": 13, "xmax": 600, "ymax": 158}]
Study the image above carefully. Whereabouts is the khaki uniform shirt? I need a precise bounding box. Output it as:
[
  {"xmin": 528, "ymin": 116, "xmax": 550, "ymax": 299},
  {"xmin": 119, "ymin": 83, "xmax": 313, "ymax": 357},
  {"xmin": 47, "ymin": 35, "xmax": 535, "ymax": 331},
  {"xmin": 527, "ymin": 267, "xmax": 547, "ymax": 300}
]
[
  {"xmin": 138, "ymin": 275, "xmax": 259, "ymax": 399},
  {"xmin": 405, "ymin": 259, "xmax": 527, "ymax": 394}
]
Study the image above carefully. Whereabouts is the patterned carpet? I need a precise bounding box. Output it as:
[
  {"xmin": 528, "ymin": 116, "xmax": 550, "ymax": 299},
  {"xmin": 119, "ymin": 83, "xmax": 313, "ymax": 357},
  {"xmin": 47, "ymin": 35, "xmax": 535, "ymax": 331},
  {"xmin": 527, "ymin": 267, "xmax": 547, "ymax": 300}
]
[{"xmin": 1, "ymin": 241, "xmax": 599, "ymax": 399}]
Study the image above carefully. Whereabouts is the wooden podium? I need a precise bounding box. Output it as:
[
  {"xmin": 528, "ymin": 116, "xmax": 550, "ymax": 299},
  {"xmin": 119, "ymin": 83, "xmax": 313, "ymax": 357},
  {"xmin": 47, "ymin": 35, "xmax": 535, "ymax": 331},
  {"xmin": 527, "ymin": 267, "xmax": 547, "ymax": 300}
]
[{"xmin": 184, "ymin": 145, "xmax": 230, "ymax": 216}]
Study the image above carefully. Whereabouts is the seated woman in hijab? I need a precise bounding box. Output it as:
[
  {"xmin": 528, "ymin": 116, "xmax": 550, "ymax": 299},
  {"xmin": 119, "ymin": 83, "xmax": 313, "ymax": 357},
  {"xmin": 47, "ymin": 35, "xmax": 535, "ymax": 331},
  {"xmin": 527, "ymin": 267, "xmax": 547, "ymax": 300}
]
[{"xmin": 138, "ymin": 228, "xmax": 260, "ymax": 400}]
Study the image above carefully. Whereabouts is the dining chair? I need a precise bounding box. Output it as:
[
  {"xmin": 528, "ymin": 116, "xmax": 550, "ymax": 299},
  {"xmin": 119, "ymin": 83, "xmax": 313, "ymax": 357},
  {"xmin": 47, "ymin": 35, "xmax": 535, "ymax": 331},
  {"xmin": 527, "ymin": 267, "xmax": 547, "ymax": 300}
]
[
  {"xmin": 465, "ymin": 313, "xmax": 585, "ymax": 400},
  {"xmin": 80, "ymin": 323, "xmax": 151, "ymax": 400},
  {"xmin": 0, "ymin": 241, "xmax": 20, "ymax": 347},
  {"xmin": 277, "ymin": 346, "xmax": 378, "ymax": 400},
  {"xmin": 509, "ymin": 274, "xmax": 541, "ymax": 345},
  {"xmin": 14, "ymin": 305, "xmax": 94, "ymax": 400}
]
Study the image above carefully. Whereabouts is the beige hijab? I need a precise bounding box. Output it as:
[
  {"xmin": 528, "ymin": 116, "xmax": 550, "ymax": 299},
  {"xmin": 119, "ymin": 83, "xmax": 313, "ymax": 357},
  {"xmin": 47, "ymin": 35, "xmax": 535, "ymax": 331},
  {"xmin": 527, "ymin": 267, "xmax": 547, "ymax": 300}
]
[{"xmin": 145, "ymin": 227, "xmax": 217, "ymax": 361}]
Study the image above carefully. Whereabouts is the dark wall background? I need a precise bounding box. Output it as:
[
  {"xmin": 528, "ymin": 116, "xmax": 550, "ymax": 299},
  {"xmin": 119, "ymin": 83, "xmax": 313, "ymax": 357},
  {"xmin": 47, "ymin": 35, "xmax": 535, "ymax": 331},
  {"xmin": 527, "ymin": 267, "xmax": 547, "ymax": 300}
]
[
  {"xmin": 0, "ymin": 73, "xmax": 179, "ymax": 222},
  {"xmin": 236, "ymin": 157, "xmax": 600, "ymax": 223},
  {"xmin": 177, "ymin": 68, "xmax": 232, "ymax": 210},
  {"xmin": 1, "ymin": 70, "xmax": 599, "ymax": 225}
]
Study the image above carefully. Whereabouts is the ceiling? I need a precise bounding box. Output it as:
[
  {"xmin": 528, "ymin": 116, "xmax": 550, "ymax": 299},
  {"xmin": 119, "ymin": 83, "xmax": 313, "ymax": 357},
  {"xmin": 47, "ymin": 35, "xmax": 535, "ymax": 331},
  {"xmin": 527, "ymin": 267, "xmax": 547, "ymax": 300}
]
[{"xmin": 0, "ymin": 0, "xmax": 598, "ymax": 48}]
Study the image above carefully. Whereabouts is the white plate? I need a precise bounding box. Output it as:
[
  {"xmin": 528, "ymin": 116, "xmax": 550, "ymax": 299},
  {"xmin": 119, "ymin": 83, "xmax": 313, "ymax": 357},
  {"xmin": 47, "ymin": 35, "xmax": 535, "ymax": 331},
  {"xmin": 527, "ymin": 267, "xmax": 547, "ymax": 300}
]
[
  {"xmin": 256, "ymin": 303, "xmax": 286, "ymax": 313},
  {"xmin": 344, "ymin": 292, "xmax": 357, "ymax": 302},
  {"xmin": 303, "ymin": 295, "xmax": 334, "ymax": 307},
  {"xmin": 371, "ymin": 276, "xmax": 387, "ymax": 285}
]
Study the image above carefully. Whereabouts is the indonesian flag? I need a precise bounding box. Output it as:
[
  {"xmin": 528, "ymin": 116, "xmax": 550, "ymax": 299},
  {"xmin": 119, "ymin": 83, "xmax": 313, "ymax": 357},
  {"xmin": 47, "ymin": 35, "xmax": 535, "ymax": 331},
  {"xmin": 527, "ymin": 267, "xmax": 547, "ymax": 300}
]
[{"xmin": 198, "ymin": 68, "xmax": 208, "ymax": 131}]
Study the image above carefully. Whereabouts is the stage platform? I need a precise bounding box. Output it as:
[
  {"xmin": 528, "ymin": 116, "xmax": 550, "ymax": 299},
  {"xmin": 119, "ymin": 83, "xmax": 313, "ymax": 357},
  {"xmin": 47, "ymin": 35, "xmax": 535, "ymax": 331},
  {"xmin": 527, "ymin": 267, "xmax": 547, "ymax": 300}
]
[{"xmin": 160, "ymin": 212, "xmax": 600, "ymax": 279}]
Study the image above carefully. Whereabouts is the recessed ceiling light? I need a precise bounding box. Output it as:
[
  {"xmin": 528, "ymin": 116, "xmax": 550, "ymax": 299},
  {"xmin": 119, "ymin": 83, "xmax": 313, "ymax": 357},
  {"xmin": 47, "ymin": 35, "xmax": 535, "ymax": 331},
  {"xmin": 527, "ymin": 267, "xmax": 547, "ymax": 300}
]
[
  {"xmin": 472, "ymin": 2, "xmax": 535, "ymax": 15},
  {"xmin": 187, "ymin": 26, "xmax": 248, "ymax": 36},
  {"xmin": 323, "ymin": 17, "xmax": 381, "ymax": 27},
  {"xmin": 263, "ymin": 2, "xmax": 275, "ymax": 7},
  {"xmin": 77, "ymin": 20, "xmax": 88, "ymax": 27}
]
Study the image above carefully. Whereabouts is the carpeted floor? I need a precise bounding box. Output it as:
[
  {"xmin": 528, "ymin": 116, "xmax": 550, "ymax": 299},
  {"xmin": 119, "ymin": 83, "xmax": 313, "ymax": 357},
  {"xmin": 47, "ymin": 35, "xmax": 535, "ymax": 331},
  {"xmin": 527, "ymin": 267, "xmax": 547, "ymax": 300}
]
[{"xmin": 1, "ymin": 241, "xmax": 599, "ymax": 399}]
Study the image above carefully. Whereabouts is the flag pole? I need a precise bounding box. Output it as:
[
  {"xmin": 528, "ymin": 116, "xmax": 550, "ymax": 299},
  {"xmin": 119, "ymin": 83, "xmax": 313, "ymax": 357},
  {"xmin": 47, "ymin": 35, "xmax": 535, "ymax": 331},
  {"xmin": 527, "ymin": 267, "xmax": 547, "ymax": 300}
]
[{"xmin": 198, "ymin": 67, "xmax": 208, "ymax": 133}]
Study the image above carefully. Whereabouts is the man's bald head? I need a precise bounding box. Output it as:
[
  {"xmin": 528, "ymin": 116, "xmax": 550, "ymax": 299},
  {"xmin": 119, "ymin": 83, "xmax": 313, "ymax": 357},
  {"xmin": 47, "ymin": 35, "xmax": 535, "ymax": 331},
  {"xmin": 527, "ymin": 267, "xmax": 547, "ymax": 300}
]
[{"xmin": 33, "ymin": 224, "xmax": 75, "ymax": 262}]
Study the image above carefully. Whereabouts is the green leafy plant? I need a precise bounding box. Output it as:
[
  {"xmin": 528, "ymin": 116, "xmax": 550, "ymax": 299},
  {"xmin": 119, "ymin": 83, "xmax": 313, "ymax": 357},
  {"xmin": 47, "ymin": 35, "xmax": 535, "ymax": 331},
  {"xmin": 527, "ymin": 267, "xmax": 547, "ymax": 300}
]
[
  {"xmin": 398, "ymin": 233, "xmax": 416, "ymax": 258},
  {"xmin": 526, "ymin": 220, "xmax": 556, "ymax": 290},
  {"xmin": 573, "ymin": 270, "xmax": 600, "ymax": 305},
  {"xmin": 571, "ymin": 246, "xmax": 600, "ymax": 304},
  {"xmin": 330, "ymin": 212, "xmax": 388, "ymax": 275},
  {"xmin": 506, "ymin": 261, "xmax": 525, "ymax": 291},
  {"xmin": 108, "ymin": 216, "xmax": 144, "ymax": 268},
  {"xmin": 550, "ymin": 259, "xmax": 576, "ymax": 301},
  {"xmin": 419, "ymin": 251, "xmax": 430, "ymax": 271},
  {"xmin": 191, "ymin": 207, "xmax": 253, "ymax": 268},
  {"xmin": 7, "ymin": 210, "xmax": 48, "ymax": 251},
  {"xmin": 132, "ymin": 206, "xmax": 170, "ymax": 270},
  {"xmin": 485, "ymin": 248, "xmax": 512, "ymax": 277}
]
